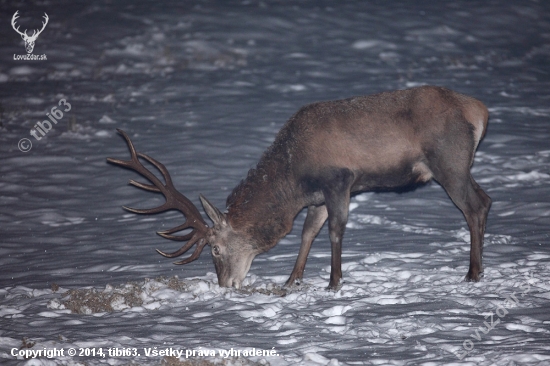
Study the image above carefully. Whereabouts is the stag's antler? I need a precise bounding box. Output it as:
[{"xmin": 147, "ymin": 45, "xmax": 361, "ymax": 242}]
[
  {"xmin": 11, "ymin": 11, "xmax": 26, "ymax": 37},
  {"xmin": 32, "ymin": 13, "xmax": 49, "ymax": 39},
  {"xmin": 11, "ymin": 11, "xmax": 49, "ymax": 40},
  {"xmin": 107, "ymin": 129, "xmax": 210, "ymax": 264}
]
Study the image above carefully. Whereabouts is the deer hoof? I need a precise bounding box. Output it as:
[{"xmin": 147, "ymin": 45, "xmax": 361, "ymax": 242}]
[
  {"xmin": 465, "ymin": 270, "xmax": 484, "ymax": 282},
  {"xmin": 284, "ymin": 277, "xmax": 302, "ymax": 288},
  {"xmin": 326, "ymin": 280, "xmax": 343, "ymax": 292}
]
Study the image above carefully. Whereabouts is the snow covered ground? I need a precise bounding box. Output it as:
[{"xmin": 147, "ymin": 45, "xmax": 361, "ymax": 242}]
[{"xmin": 1, "ymin": 1, "xmax": 549, "ymax": 365}]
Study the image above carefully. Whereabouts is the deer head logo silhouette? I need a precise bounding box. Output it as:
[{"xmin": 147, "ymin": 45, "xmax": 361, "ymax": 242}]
[{"xmin": 11, "ymin": 11, "xmax": 49, "ymax": 54}]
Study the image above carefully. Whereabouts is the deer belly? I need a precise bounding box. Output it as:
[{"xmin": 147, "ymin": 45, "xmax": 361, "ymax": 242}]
[{"xmin": 351, "ymin": 160, "xmax": 433, "ymax": 192}]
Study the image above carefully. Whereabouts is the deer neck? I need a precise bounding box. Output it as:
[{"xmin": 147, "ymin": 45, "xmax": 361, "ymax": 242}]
[{"xmin": 225, "ymin": 161, "xmax": 302, "ymax": 252}]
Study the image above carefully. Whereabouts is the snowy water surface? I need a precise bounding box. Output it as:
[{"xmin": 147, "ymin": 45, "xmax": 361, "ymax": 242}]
[{"xmin": 0, "ymin": 1, "xmax": 549, "ymax": 365}]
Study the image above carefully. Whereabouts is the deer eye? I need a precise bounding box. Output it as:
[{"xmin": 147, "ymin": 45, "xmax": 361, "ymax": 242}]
[{"xmin": 212, "ymin": 245, "xmax": 220, "ymax": 256}]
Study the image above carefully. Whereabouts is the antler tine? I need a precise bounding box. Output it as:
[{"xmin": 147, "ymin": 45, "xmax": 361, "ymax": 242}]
[
  {"xmin": 158, "ymin": 230, "xmax": 195, "ymax": 241},
  {"xmin": 125, "ymin": 151, "xmax": 179, "ymax": 193},
  {"xmin": 107, "ymin": 129, "xmax": 175, "ymax": 201},
  {"xmin": 173, "ymin": 239, "xmax": 208, "ymax": 265},
  {"xmin": 107, "ymin": 129, "xmax": 210, "ymax": 265},
  {"xmin": 11, "ymin": 11, "xmax": 26, "ymax": 36},
  {"xmin": 136, "ymin": 151, "xmax": 206, "ymax": 222},
  {"xmin": 129, "ymin": 179, "xmax": 160, "ymax": 192},
  {"xmin": 156, "ymin": 234, "xmax": 202, "ymax": 258},
  {"xmin": 157, "ymin": 221, "xmax": 196, "ymax": 240},
  {"xmin": 122, "ymin": 202, "xmax": 171, "ymax": 215},
  {"xmin": 35, "ymin": 13, "xmax": 48, "ymax": 37}
]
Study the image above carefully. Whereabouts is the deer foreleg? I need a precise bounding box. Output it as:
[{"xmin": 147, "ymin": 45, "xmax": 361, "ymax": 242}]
[
  {"xmin": 285, "ymin": 204, "xmax": 328, "ymax": 287},
  {"xmin": 322, "ymin": 169, "xmax": 354, "ymax": 290}
]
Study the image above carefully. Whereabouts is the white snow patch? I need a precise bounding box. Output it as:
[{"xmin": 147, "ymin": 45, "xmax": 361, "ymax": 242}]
[
  {"xmin": 10, "ymin": 66, "xmax": 34, "ymax": 75},
  {"xmin": 352, "ymin": 40, "xmax": 397, "ymax": 50},
  {"xmin": 98, "ymin": 115, "xmax": 116, "ymax": 124}
]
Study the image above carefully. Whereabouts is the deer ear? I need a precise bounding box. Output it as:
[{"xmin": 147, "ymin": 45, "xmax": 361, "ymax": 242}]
[{"xmin": 199, "ymin": 194, "xmax": 227, "ymax": 228}]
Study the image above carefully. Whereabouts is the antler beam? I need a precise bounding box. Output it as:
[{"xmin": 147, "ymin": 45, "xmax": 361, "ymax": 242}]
[
  {"xmin": 107, "ymin": 129, "xmax": 209, "ymax": 265},
  {"xmin": 32, "ymin": 13, "xmax": 49, "ymax": 38},
  {"xmin": 11, "ymin": 11, "xmax": 26, "ymax": 37}
]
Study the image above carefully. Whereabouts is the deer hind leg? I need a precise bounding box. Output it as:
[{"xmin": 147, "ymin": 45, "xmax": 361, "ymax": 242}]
[
  {"xmin": 431, "ymin": 154, "xmax": 491, "ymax": 281},
  {"xmin": 321, "ymin": 168, "xmax": 355, "ymax": 290},
  {"xmin": 463, "ymin": 176, "xmax": 491, "ymax": 281},
  {"xmin": 285, "ymin": 204, "xmax": 328, "ymax": 287}
]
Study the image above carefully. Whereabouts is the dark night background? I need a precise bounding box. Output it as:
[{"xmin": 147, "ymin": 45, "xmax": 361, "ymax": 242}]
[{"xmin": 0, "ymin": 1, "xmax": 549, "ymax": 365}]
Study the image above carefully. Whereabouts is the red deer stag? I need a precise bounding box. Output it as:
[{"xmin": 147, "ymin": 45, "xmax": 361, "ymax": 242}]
[{"xmin": 108, "ymin": 86, "xmax": 491, "ymax": 290}]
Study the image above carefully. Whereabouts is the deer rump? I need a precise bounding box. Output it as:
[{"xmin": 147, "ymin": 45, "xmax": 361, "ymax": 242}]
[{"xmin": 108, "ymin": 86, "xmax": 491, "ymax": 290}]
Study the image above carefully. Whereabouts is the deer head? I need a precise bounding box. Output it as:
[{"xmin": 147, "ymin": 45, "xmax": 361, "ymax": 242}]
[
  {"xmin": 11, "ymin": 11, "xmax": 49, "ymax": 54},
  {"xmin": 107, "ymin": 130, "xmax": 260, "ymax": 288}
]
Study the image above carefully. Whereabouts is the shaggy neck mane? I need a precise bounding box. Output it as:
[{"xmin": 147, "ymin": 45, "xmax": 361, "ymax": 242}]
[{"xmin": 225, "ymin": 128, "xmax": 300, "ymax": 250}]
